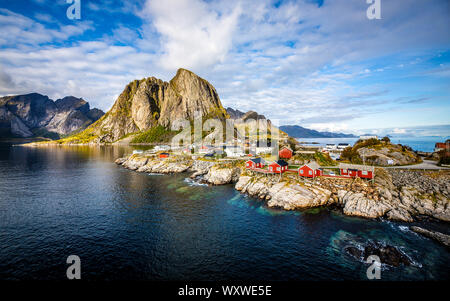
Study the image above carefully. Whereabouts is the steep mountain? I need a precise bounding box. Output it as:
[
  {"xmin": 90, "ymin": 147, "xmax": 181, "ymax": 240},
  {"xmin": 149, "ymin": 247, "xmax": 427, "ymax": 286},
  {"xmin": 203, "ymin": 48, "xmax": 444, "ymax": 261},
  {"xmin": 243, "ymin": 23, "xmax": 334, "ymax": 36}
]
[
  {"xmin": 280, "ymin": 125, "xmax": 357, "ymax": 138},
  {"xmin": 0, "ymin": 93, "xmax": 104, "ymax": 139},
  {"xmin": 226, "ymin": 108, "xmax": 267, "ymax": 121},
  {"xmin": 225, "ymin": 107, "xmax": 245, "ymax": 119},
  {"xmin": 63, "ymin": 68, "xmax": 228, "ymax": 143}
]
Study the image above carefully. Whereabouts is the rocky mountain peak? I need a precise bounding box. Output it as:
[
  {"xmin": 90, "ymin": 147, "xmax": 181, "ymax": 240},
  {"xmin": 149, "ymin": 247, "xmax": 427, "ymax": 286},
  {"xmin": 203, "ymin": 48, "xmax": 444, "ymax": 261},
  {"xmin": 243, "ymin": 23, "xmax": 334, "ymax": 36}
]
[
  {"xmin": 55, "ymin": 96, "xmax": 89, "ymax": 113},
  {"xmin": 0, "ymin": 93, "xmax": 104, "ymax": 139},
  {"xmin": 80, "ymin": 68, "xmax": 228, "ymax": 143}
]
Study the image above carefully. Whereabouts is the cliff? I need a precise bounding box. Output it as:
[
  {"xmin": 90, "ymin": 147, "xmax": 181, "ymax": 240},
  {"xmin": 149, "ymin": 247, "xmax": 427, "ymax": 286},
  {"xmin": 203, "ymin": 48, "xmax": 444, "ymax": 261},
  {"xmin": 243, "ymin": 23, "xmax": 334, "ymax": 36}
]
[
  {"xmin": 0, "ymin": 93, "xmax": 104, "ymax": 139},
  {"xmin": 61, "ymin": 68, "xmax": 228, "ymax": 144}
]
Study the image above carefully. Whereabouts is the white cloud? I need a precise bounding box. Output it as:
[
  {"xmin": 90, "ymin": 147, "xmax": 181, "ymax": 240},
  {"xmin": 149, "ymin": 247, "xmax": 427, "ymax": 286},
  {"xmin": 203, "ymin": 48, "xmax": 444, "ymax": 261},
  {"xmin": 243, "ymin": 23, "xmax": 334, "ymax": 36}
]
[
  {"xmin": 140, "ymin": 0, "xmax": 241, "ymax": 71},
  {"xmin": 0, "ymin": 0, "xmax": 449, "ymax": 133}
]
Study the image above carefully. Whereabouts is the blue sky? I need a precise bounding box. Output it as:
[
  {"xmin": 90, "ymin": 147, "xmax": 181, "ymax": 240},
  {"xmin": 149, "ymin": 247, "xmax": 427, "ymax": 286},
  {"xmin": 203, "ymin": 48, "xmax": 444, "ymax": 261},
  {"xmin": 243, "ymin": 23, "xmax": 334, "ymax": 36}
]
[{"xmin": 0, "ymin": 0, "xmax": 449, "ymax": 136}]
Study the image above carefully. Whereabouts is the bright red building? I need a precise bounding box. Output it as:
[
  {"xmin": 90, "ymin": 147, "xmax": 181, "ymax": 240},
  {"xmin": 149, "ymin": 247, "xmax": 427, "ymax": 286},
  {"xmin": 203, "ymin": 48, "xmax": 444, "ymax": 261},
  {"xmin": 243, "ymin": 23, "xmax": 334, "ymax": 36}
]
[
  {"xmin": 246, "ymin": 158, "xmax": 265, "ymax": 169},
  {"xmin": 279, "ymin": 147, "xmax": 293, "ymax": 159},
  {"xmin": 269, "ymin": 160, "xmax": 289, "ymax": 173},
  {"xmin": 339, "ymin": 163, "xmax": 374, "ymax": 179},
  {"xmin": 298, "ymin": 162, "xmax": 322, "ymax": 178},
  {"xmin": 159, "ymin": 153, "xmax": 169, "ymax": 158}
]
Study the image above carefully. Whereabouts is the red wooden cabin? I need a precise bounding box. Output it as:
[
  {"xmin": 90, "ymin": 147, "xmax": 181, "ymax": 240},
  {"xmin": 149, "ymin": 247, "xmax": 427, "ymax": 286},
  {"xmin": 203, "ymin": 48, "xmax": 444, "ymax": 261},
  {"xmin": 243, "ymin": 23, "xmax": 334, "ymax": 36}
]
[
  {"xmin": 298, "ymin": 162, "xmax": 322, "ymax": 178},
  {"xmin": 246, "ymin": 157, "xmax": 265, "ymax": 169},
  {"xmin": 159, "ymin": 152, "xmax": 169, "ymax": 158},
  {"xmin": 339, "ymin": 163, "xmax": 374, "ymax": 179},
  {"xmin": 268, "ymin": 160, "xmax": 289, "ymax": 173},
  {"xmin": 279, "ymin": 147, "xmax": 293, "ymax": 159}
]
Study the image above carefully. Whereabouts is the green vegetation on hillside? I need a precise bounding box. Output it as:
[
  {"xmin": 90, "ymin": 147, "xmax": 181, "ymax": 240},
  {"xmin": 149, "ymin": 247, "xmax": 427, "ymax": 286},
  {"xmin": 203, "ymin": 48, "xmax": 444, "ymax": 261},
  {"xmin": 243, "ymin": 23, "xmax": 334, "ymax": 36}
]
[
  {"xmin": 340, "ymin": 138, "xmax": 421, "ymax": 165},
  {"xmin": 290, "ymin": 151, "xmax": 336, "ymax": 166},
  {"xmin": 130, "ymin": 126, "xmax": 179, "ymax": 143},
  {"xmin": 57, "ymin": 127, "xmax": 98, "ymax": 144},
  {"xmin": 31, "ymin": 128, "xmax": 60, "ymax": 140},
  {"xmin": 314, "ymin": 151, "xmax": 337, "ymax": 166}
]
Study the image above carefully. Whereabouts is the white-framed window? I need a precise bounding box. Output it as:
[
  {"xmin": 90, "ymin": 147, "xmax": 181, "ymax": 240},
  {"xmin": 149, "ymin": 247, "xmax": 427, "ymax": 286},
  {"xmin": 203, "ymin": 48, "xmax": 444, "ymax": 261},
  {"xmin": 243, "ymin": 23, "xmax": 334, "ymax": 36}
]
[
  {"xmin": 309, "ymin": 170, "xmax": 312, "ymax": 175},
  {"xmin": 300, "ymin": 170, "xmax": 303, "ymax": 174},
  {"xmin": 362, "ymin": 171, "xmax": 368, "ymax": 175},
  {"xmin": 277, "ymin": 167, "xmax": 280, "ymax": 171}
]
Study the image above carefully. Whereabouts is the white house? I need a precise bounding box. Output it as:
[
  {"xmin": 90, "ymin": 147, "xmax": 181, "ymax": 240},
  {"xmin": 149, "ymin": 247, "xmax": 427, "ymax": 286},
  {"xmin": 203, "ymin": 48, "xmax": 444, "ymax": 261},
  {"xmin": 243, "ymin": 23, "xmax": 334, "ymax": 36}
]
[
  {"xmin": 255, "ymin": 146, "xmax": 273, "ymax": 154},
  {"xmin": 225, "ymin": 146, "xmax": 245, "ymax": 157},
  {"xmin": 154, "ymin": 145, "xmax": 170, "ymax": 152},
  {"xmin": 337, "ymin": 143, "xmax": 350, "ymax": 150}
]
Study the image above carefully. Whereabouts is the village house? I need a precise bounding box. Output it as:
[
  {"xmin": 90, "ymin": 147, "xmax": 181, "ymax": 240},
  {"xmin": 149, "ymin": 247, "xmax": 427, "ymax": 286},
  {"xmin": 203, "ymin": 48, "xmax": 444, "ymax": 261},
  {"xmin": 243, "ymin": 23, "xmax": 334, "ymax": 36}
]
[
  {"xmin": 154, "ymin": 145, "xmax": 170, "ymax": 152},
  {"xmin": 225, "ymin": 146, "xmax": 245, "ymax": 157},
  {"xmin": 255, "ymin": 146, "xmax": 273, "ymax": 155},
  {"xmin": 279, "ymin": 146, "xmax": 293, "ymax": 159},
  {"xmin": 246, "ymin": 157, "xmax": 266, "ymax": 169},
  {"xmin": 338, "ymin": 163, "xmax": 374, "ymax": 179},
  {"xmin": 435, "ymin": 142, "xmax": 449, "ymax": 152},
  {"xmin": 198, "ymin": 145, "xmax": 214, "ymax": 154},
  {"xmin": 298, "ymin": 162, "xmax": 322, "ymax": 178},
  {"xmin": 159, "ymin": 152, "xmax": 170, "ymax": 158},
  {"xmin": 268, "ymin": 160, "xmax": 288, "ymax": 173},
  {"xmin": 337, "ymin": 143, "xmax": 350, "ymax": 150}
]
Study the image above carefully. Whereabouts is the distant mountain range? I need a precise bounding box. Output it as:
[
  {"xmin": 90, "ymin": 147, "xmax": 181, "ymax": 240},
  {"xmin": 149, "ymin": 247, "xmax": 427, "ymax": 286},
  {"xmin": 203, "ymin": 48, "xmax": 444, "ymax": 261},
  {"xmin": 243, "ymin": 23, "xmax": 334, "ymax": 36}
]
[
  {"xmin": 279, "ymin": 125, "xmax": 357, "ymax": 138},
  {"xmin": 0, "ymin": 93, "xmax": 104, "ymax": 139}
]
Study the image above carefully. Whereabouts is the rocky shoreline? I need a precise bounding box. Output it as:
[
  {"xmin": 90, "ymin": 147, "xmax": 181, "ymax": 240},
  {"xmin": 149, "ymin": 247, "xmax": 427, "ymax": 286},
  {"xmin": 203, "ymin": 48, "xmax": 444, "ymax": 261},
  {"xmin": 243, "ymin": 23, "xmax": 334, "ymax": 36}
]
[
  {"xmin": 116, "ymin": 153, "xmax": 450, "ymax": 245},
  {"xmin": 116, "ymin": 153, "xmax": 450, "ymax": 221}
]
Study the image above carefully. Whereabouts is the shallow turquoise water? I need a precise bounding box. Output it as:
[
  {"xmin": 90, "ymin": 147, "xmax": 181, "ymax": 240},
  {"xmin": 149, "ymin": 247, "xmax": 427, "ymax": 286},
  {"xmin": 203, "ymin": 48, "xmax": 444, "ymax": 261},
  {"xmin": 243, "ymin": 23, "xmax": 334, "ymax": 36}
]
[{"xmin": 0, "ymin": 144, "xmax": 448, "ymax": 280}]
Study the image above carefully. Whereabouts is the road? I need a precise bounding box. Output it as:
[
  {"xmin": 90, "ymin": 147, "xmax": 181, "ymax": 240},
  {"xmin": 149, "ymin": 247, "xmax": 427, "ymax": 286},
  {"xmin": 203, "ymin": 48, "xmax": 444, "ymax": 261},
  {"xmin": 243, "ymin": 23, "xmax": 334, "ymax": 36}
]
[{"xmin": 386, "ymin": 160, "xmax": 450, "ymax": 170}]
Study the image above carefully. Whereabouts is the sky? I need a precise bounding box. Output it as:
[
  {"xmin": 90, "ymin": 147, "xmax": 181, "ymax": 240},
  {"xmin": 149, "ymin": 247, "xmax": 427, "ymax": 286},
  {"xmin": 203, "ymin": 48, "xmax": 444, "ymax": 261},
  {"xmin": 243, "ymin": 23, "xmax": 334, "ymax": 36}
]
[{"xmin": 0, "ymin": 0, "xmax": 449, "ymax": 137}]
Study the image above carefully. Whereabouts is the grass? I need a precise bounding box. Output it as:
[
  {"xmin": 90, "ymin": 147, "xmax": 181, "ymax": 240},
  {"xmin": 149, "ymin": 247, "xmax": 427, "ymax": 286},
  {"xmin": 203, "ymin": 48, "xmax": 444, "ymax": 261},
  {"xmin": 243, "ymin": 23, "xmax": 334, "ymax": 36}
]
[
  {"xmin": 130, "ymin": 126, "xmax": 179, "ymax": 144},
  {"xmin": 57, "ymin": 127, "xmax": 98, "ymax": 144},
  {"xmin": 314, "ymin": 151, "xmax": 337, "ymax": 166}
]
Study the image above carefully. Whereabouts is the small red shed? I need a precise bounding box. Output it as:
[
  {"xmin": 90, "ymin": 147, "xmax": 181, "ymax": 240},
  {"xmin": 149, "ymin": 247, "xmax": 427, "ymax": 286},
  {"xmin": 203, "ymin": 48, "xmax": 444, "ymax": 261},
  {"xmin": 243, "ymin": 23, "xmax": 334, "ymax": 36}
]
[
  {"xmin": 159, "ymin": 152, "xmax": 169, "ymax": 158},
  {"xmin": 298, "ymin": 162, "xmax": 322, "ymax": 178},
  {"xmin": 268, "ymin": 160, "xmax": 289, "ymax": 174},
  {"xmin": 246, "ymin": 157, "xmax": 265, "ymax": 169},
  {"xmin": 279, "ymin": 146, "xmax": 293, "ymax": 159}
]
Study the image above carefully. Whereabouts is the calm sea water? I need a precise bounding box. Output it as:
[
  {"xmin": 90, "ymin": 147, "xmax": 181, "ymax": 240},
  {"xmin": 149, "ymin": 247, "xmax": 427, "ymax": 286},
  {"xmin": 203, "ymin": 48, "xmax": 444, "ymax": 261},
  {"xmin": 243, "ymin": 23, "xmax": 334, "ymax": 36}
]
[
  {"xmin": 297, "ymin": 136, "xmax": 448, "ymax": 152},
  {"xmin": 0, "ymin": 143, "xmax": 449, "ymax": 280}
]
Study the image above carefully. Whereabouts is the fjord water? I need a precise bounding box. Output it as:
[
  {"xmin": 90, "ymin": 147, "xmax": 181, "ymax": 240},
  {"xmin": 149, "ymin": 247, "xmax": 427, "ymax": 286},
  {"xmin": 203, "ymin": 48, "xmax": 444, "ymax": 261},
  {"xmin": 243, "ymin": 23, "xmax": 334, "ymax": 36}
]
[{"xmin": 0, "ymin": 144, "xmax": 448, "ymax": 280}]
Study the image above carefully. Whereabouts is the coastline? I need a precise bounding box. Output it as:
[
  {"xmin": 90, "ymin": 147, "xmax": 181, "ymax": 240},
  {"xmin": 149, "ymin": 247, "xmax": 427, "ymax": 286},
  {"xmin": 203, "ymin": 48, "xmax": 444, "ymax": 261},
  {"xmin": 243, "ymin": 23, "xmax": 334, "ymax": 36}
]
[{"xmin": 116, "ymin": 153, "xmax": 450, "ymax": 223}]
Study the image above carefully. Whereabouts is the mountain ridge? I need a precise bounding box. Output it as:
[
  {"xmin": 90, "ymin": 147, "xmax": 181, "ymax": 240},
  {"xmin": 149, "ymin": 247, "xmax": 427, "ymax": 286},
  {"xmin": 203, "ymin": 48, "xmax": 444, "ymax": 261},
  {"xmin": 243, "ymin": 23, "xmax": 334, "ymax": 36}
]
[
  {"xmin": 0, "ymin": 93, "xmax": 104, "ymax": 139},
  {"xmin": 60, "ymin": 68, "xmax": 228, "ymax": 144},
  {"xmin": 280, "ymin": 125, "xmax": 357, "ymax": 138}
]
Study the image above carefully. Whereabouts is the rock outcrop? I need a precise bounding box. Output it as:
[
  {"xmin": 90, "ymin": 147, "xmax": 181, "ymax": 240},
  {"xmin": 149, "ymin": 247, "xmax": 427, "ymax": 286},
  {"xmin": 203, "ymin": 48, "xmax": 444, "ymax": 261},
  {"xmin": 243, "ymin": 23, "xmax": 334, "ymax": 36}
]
[
  {"xmin": 203, "ymin": 165, "xmax": 241, "ymax": 185},
  {"xmin": 115, "ymin": 153, "xmax": 450, "ymax": 223},
  {"xmin": 410, "ymin": 226, "xmax": 450, "ymax": 248},
  {"xmin": 0, "ymin": 93, "xmax": 104, "ymax": 139},
  {"xmin": 74, "ymin": 68, "xmax": 228, "ymax": 143},
  {"xmin": 345, "ymin": 242, "xmax": 412, "ymax": 267},
  {"xmin": 357, "ymin": 146, "xmax": 418, "ymax": 166}
]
